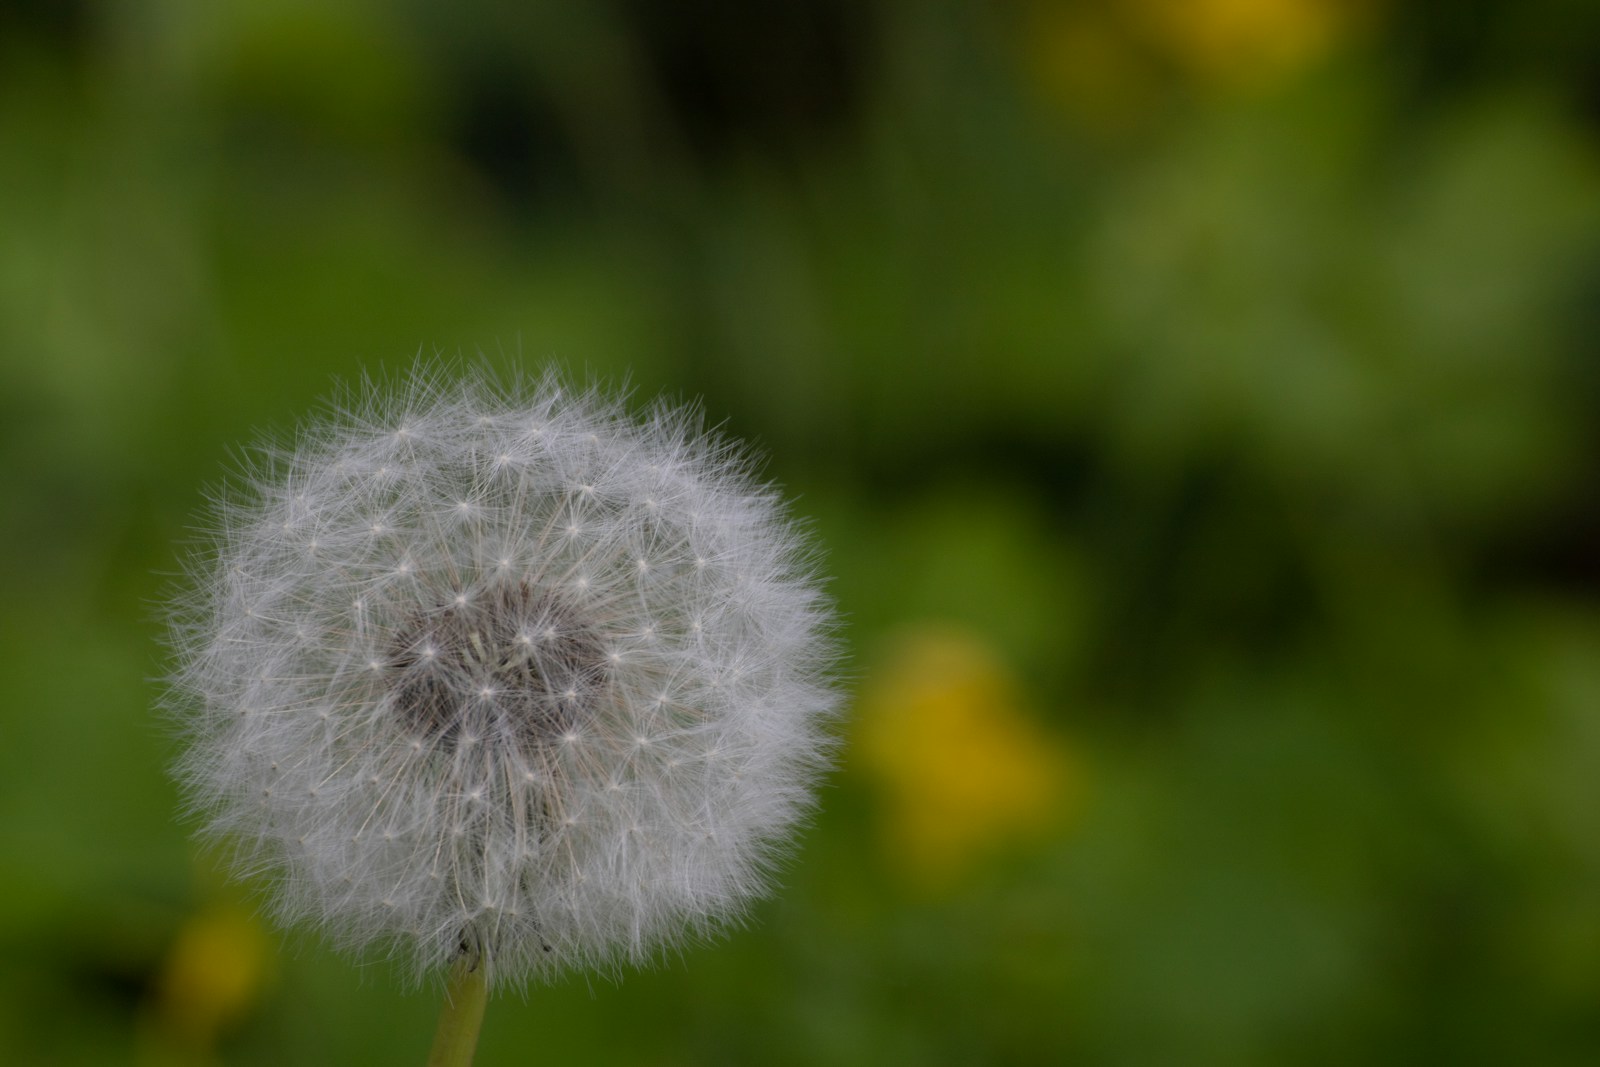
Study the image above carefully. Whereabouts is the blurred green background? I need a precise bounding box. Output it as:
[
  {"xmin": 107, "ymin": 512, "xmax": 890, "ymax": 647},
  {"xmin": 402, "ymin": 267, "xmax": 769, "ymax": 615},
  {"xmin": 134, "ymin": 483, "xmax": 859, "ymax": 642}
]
[{"xmin": 3, "ymin": 0, "xmax": 1600, "ymax": 1063}]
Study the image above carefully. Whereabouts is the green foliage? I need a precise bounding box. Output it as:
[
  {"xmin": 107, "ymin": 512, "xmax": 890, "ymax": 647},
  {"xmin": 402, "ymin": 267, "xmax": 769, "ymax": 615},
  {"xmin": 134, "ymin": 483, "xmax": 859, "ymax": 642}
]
[{"xmin": 2, "ymin": 1, "xmax": 1599, "ymax": 1062}]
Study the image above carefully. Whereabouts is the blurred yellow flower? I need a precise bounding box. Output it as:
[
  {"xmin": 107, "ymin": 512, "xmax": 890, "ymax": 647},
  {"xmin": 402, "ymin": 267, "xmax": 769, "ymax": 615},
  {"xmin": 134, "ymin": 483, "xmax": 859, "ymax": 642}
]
[
  {"xmin": 1021, "ymin": 5, "xmax": 1158, "ymax": 131},
  {"xmin": 1130, "ymin": 0, "xmax": 1372, "ymax": 88},
  {"xmin": 1021, "ymin": 0, "xmax": 1380, "ymax": 119},
  {"xmin": 855, "ymin": 626, "xmax": 1079, "ymax": 888},
  {"xmin": 148, "ymin": 903, "xmax": 271, "ymax": 1058}
]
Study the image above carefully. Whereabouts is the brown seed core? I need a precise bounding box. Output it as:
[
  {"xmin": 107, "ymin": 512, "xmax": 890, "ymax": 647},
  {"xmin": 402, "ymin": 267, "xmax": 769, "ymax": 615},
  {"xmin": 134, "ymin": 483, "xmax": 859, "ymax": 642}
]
[{"xmin": 386, "ymin": 582, "xmax": 604, "ymax": 754}]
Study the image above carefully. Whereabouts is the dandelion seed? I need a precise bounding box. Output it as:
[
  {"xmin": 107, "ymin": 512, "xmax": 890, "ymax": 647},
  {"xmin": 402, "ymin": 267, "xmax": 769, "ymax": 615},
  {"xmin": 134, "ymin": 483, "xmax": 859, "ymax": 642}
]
[{"xmin": 163, "ymin": 365, "xmax": 840, "ymax": 1002}]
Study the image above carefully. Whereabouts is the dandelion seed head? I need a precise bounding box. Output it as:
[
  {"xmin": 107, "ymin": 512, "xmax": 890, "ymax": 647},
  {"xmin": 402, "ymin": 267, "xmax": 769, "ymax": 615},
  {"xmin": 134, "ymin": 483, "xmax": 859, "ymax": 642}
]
[{"xmin": 164, "ymin": 366, "xmax": 839, "ymax": 987}]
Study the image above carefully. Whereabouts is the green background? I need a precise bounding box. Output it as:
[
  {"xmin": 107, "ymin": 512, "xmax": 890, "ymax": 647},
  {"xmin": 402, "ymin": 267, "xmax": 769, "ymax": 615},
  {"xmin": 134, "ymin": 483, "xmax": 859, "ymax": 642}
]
[{"xmin": 3, "ymin": 1, "xmax": 1600, "ymax": 1063}]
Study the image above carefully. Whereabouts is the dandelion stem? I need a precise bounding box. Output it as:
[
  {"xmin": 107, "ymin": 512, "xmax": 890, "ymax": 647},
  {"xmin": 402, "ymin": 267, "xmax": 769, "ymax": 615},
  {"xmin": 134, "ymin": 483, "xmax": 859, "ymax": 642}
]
[{"xmin": 426, "ymin": 952, "xmax": 488, "ymax": 1067}]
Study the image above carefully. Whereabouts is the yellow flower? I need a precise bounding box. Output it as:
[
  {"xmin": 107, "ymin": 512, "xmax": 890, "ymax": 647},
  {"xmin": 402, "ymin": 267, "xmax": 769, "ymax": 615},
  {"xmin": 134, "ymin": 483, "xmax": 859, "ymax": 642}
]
[
  {"xmin": 1129, "ymin": 0, "xmax": 1373, "ymax": 89},
  {"xmin": 1019, "ymin": 0, "xmax": 1381, "ymax": 119},
  {"xmin": 855, "ymin": 626, "xmax": 1079, "ymax": 888},
  {"xmin": 147, "ymin": 903, "xmax": 271, "ymax": 1058},
  {"xmin": 1020, "ymin": 4, "xmax": 1158, "ymax": 131}
]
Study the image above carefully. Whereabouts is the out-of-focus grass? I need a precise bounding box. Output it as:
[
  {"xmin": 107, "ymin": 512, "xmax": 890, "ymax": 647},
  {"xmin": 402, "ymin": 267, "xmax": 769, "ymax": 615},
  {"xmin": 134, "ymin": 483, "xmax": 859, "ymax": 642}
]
[{"xmin": 2, "ymin": 1, "xmax": 1600, "ymax": 1063}]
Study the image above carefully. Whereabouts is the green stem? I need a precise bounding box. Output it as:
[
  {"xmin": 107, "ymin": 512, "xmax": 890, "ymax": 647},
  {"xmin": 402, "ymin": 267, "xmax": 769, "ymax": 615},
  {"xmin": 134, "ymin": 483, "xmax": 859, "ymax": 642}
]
[{"xmin": 426, "ymin": 952, "xmax": 489, "ymax": 1067}]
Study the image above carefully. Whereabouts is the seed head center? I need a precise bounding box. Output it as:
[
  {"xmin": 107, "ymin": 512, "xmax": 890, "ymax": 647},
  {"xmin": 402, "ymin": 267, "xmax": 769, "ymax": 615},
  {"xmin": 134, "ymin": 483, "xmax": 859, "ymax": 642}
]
[{"xmin": 386, "ymin": 582, "xmax": 604, "ymax": 754}]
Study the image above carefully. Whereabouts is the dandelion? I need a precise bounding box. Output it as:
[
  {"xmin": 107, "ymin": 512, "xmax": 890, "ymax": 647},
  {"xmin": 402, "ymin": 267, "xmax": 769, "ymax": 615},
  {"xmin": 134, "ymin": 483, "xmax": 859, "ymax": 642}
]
[{"xmin": 163, "ymin": 365, "xmax": 839, "ymax": 1063}]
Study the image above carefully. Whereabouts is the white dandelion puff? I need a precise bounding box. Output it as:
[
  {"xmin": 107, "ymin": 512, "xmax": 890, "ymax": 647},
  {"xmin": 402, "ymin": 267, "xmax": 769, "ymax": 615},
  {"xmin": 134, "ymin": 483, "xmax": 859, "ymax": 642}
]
[{"xmin": 163, "ymin": 366, "xmax": 840, "ymax": 989}]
